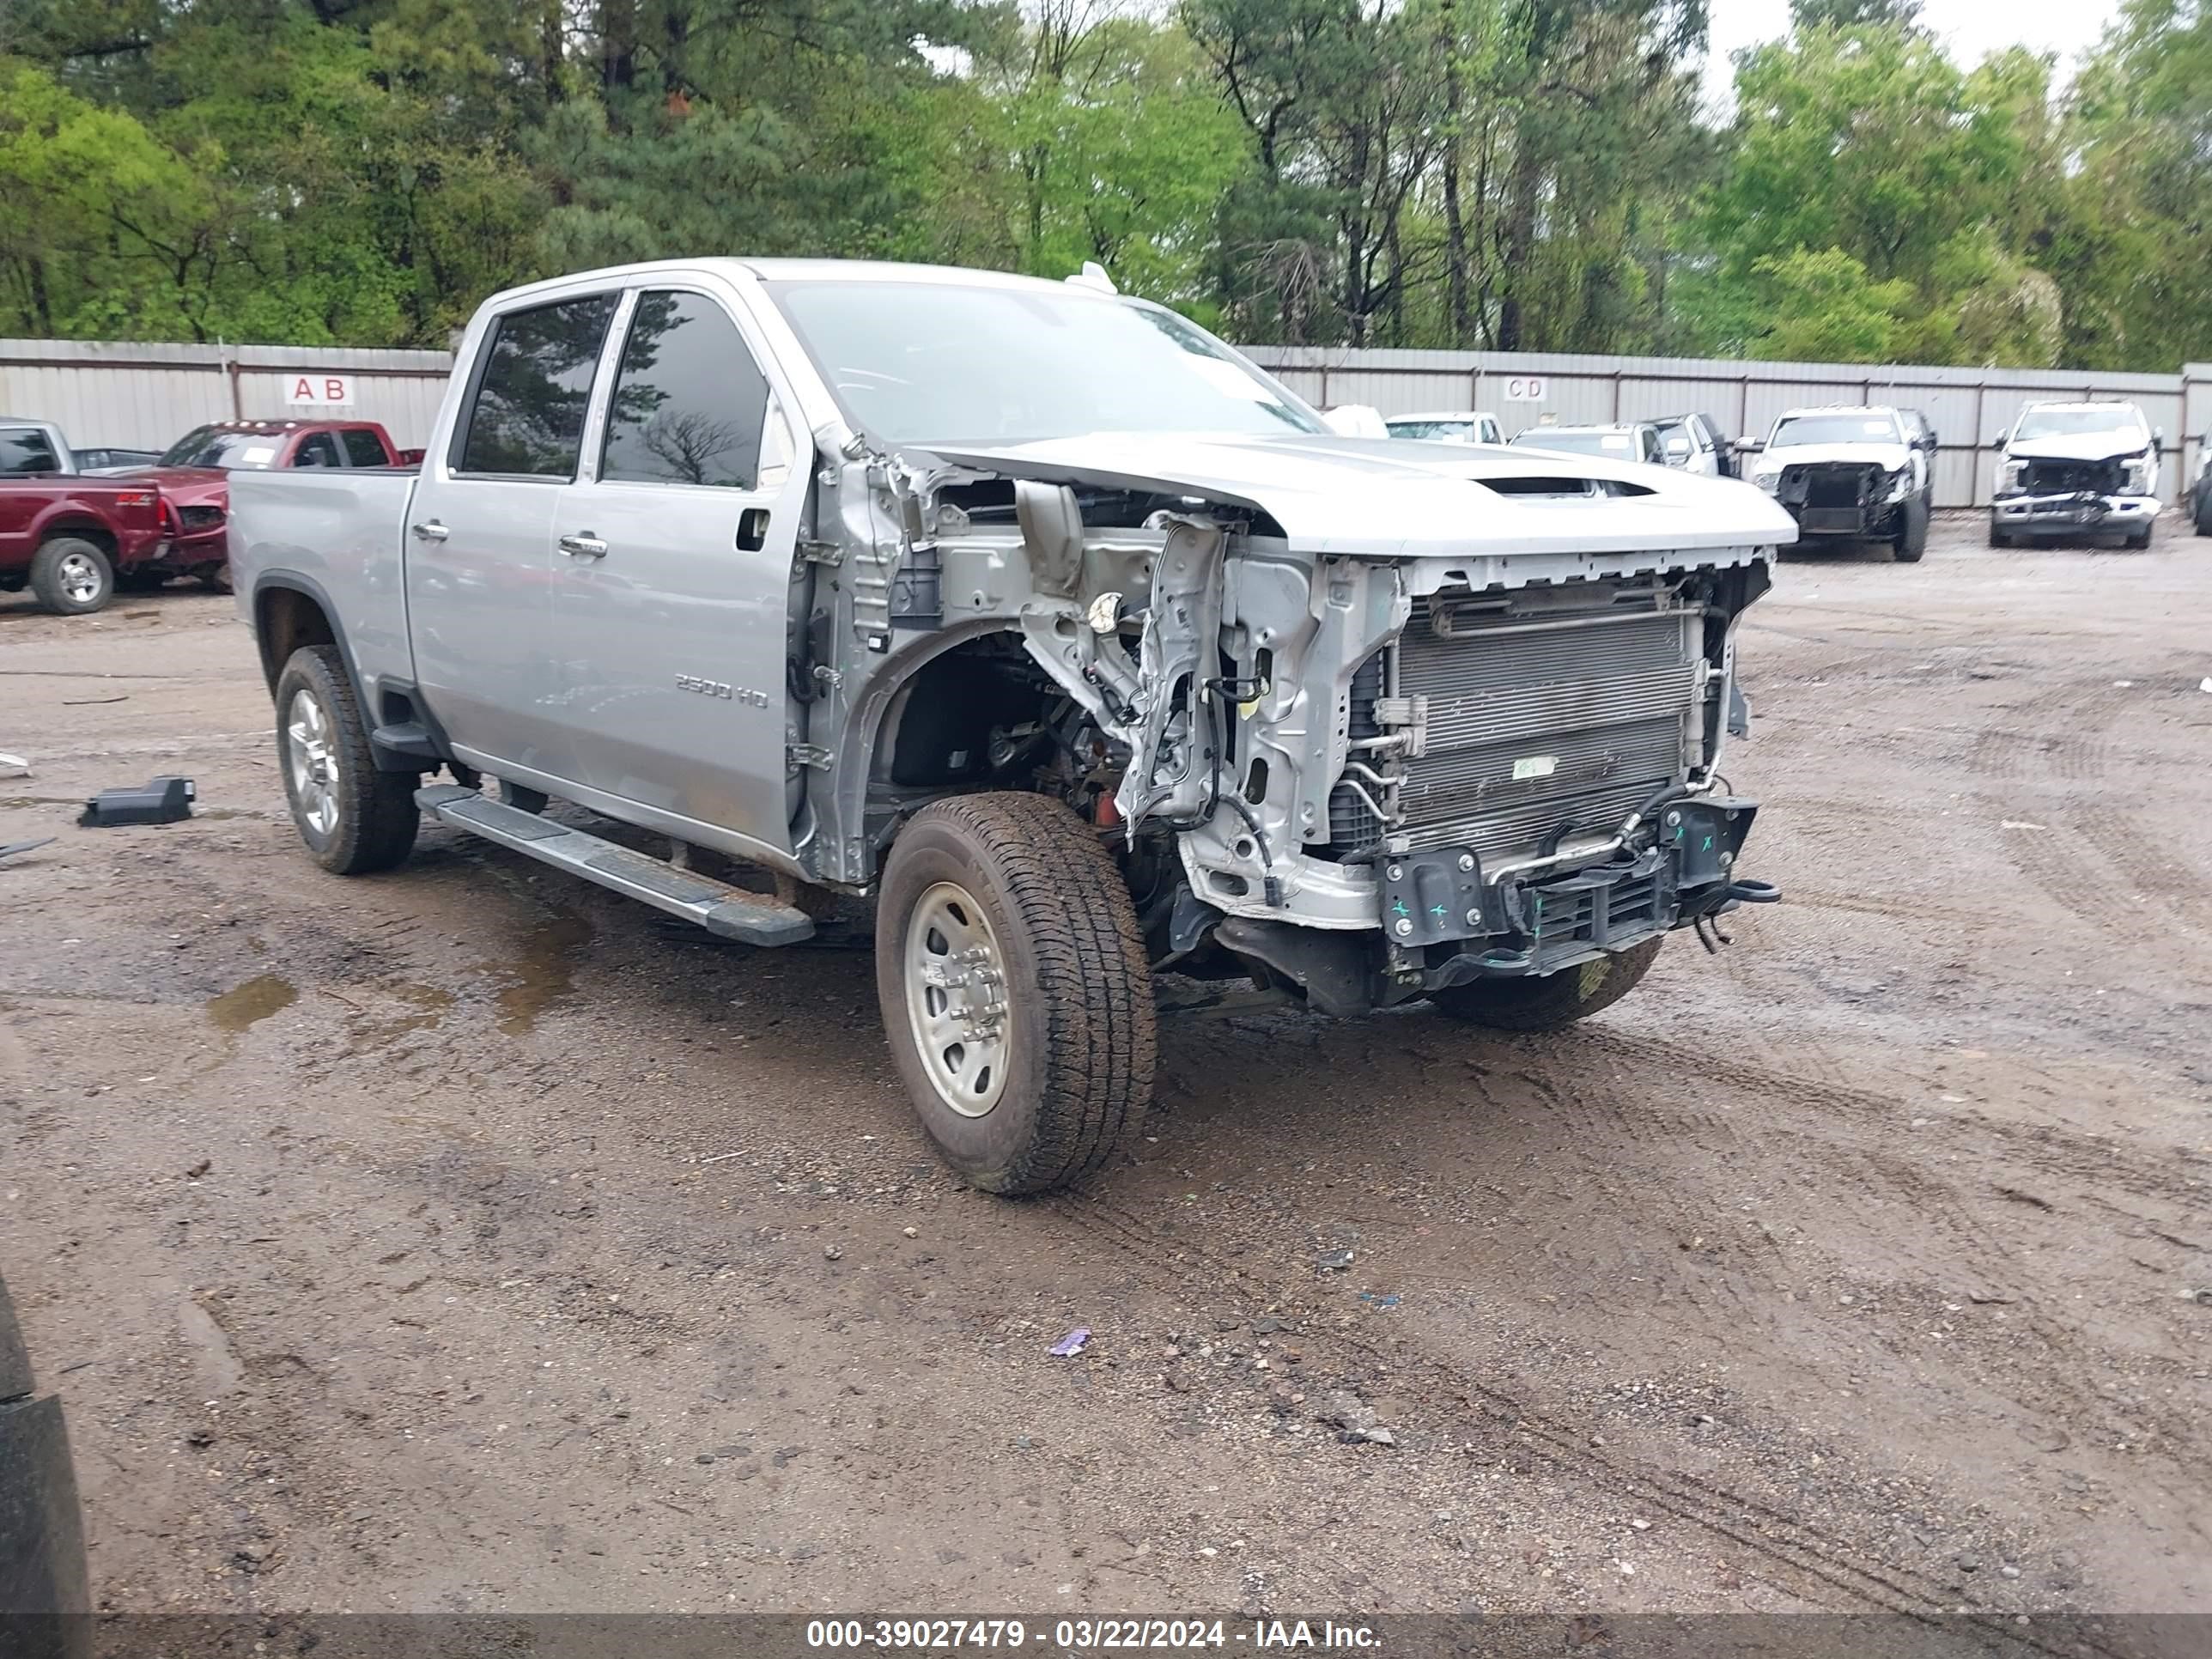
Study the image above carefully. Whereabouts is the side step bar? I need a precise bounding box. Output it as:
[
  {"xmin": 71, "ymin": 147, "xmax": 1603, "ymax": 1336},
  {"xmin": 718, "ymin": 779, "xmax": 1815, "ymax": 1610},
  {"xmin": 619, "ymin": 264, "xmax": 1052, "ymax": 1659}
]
[{"xmin": 414, "ymin": 785, "xmax": 814, "ymax": 947}]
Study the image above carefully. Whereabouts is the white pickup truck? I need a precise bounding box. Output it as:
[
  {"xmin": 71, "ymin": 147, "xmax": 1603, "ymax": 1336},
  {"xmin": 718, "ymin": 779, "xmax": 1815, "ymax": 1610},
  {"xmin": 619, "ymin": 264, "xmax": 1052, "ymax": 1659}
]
[{"xmin": 228, "ymin": 258, "xmax": 1795, "ymax": 1194}]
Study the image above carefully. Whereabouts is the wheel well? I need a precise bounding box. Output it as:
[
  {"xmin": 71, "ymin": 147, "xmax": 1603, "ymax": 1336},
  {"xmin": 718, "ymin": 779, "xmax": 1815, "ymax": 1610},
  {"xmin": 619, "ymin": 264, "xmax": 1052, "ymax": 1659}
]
[
  {"xmin": 254, "ymin": 586, "xmax": 338, "ymax": 690},
  {"xmin": 40, "ymin": 520, "xmax": 117, "ymax": 558},
  {"xmin": 874, "ymin": 634, "xmax": 1061, "ymax": 790}
]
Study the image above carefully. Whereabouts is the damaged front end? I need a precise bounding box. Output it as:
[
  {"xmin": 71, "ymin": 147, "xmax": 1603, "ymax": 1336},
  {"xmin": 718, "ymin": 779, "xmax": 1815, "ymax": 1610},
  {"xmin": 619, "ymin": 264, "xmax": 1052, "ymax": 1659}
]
[
  {"xmin": 1775, "ymin": 460, "xmax": 1908, "ymax": 539},
  {"xmin": 817, "ymin": 441, "xmax": 1784, "ymax": 1018},
  {"xmin": 1992, "ymin": 452, "xmax": 2158, "ymax": 539}
]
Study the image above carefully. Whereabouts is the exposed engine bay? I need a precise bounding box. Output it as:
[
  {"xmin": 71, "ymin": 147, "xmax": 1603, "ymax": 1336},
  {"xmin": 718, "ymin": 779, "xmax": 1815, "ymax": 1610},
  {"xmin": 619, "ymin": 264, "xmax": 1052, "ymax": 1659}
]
[{"xmin": 817, "ymin": 450, "xmax": 1784, "ymax": 1017}]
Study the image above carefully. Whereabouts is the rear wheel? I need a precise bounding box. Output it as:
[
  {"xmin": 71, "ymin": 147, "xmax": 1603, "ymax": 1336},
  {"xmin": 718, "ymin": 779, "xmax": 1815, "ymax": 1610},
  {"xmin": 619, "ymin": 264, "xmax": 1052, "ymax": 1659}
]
[
  {"xmin": 274, "ymin": 643, "xmax": 420, "ymax": 875},
  {"xmin": 1430, "ymin": 937, "xmax": 1664, "ymax": 1032},
  {"xmin": 875, "ymin": 792, "xmax": 1154, "ymax": 1194},
  {"xmin": 28, "ymin": 538, "xmax": 113, "ymax": 616},
  {"xmin": 2194, "ymin": 491, "xmax": 2210, "ymax": 536}
]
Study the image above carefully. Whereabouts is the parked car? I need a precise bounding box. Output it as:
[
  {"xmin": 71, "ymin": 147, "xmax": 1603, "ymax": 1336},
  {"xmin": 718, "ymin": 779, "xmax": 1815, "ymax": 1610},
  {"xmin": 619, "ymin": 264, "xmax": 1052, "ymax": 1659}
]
[
  {"xmin": 0, "ymin": 1273, "xmax": 92, "ymax": 1659},
  {"xmin": 1318, "ymin": 404, "xmax": 1390, "ymax": 438},
  {"xmin": 122, "ymin": 418, "xmax": 424, "ymax": 584},
  {"xmin": 1510, "ymin": 422, "xmax": 1666, "ymax": 465},
  {"xmin": 1989, "ymin": 400, "xmax": 2161, "ymax": 550},
  {"xmin": 1740, "ymin": 404, "xmax": 1933, "ymax": 562},
  {"xmin": 228, "ymin": 257, "xmax": 1792, "ymax": 1196},
  {"xmin": 0, "ymin": 417, "xmax": 157, "ymax": 478},
  {"xmin": 0, "ymin": 475, "xmax": 172, "ymax": 613},
  {"xmin": 2191, "ymin": 438, "xmax": 2211, "ymax": 538},
  {"xmin": 1653, "ymin": 413, "xmax": 1735, "ymax": 477},
  {"xmin": 1385, "ymin": 410, "xmax": 1505, "ymax": 446}
]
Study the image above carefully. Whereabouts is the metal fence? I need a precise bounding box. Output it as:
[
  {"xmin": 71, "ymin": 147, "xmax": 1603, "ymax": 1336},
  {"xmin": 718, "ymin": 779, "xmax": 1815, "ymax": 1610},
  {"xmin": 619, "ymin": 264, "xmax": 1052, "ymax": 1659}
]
[
  {"xmin": 5, "ymin": 335, "xmax": 2205, "ymax": 509},
  {"xmin": 1247, "ymin": 346, "xmax": 2204, "ymax": 508},
  {"xmin": 0, "ymin": 338, "xmax": 453, "ymax": 453}
]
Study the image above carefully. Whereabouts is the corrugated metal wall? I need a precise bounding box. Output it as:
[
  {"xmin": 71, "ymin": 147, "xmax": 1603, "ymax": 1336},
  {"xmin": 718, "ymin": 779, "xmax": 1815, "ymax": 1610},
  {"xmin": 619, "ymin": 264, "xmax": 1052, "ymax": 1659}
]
[
  {"xmin": 0, "ymin": 339, "xmax": 453, "ymax": 453},
  {"xmin": 3, "ymin": 336, "xmax": 2202, "ymax": 509},
  {"xmin": 1247, "ymin": 346, "xmax": 2194, "ymax": 507}
]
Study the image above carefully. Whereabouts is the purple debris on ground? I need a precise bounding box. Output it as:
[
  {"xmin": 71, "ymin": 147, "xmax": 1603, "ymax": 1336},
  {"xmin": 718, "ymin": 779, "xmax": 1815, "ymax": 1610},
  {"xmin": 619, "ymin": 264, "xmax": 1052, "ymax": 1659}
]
[{"xmin": 1048, "ymin": 1328, "xmax": 1091, "ymax": 1357}]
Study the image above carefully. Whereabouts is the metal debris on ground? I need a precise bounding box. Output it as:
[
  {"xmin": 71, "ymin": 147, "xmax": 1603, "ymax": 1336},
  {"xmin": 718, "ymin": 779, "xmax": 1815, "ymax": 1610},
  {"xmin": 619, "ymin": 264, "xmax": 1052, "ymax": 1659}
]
[
  {"xmin": 0, "ymin": 837, "xmax": 56, "ymax": 866},
  {"xmin": 1048, "ymin": 1328, "xmax": 1091, "ymax": 1357},
  {"xmin": 0, "ymin": 751, "xmax": 27, "ymax": 777}
]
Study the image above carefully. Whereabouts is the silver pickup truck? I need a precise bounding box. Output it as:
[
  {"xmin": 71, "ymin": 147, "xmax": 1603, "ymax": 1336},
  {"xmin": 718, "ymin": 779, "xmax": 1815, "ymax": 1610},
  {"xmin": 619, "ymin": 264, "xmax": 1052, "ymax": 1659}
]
[{"xmin": 229, "ymin": 258, "xmax": 1796, "ymax": 1194}]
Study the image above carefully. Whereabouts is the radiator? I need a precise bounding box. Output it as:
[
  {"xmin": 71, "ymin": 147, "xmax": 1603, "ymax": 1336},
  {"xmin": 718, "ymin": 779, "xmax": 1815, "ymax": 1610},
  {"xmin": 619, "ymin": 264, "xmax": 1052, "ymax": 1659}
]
[{"xmin": 1328, "ymin": 590, "xmax": 1701, "ymax": 861}]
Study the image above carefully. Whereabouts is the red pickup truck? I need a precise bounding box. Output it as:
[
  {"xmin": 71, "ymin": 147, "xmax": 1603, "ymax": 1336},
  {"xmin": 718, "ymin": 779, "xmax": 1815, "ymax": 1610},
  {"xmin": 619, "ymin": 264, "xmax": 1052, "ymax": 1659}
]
[
  {"xmin": 0, "ymin": 477, "xmax": 171, "ymax": 614},
  {"xmin": 122, "ymin": 419, "xmax": 424, "ymax": 581}
]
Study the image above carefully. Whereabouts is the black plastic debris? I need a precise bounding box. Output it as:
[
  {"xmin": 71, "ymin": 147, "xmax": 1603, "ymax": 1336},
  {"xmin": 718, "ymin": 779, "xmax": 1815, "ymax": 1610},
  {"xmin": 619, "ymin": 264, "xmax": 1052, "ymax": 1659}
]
[{"xmin": 79, "ymin": 776, "xmax": 195, "ymax": 827}]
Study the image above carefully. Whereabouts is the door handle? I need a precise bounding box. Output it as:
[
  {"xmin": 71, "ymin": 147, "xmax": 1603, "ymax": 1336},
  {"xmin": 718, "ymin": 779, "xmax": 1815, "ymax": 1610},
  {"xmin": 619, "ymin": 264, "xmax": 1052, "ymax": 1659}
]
[
  {"xmin": 736, "ymin": 507, "xmax": 771, "ymax": 552},
  {"xmin": 411, "ymin": 520, "xmax": 448, "ymax": 543},
  {"xmin": 558, "ymin": 532, "xmax": 609, "ymax": 559}
]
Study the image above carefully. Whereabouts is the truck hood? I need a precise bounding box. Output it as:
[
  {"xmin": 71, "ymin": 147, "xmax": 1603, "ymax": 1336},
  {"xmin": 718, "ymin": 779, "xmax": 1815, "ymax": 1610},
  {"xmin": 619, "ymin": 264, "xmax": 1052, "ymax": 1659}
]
[
  {"xmin": 921, "ymin": 431, "xmax": 1796, "ymax": 558},
  {"xmin": 2003, "ymin": 432, "xmax": 2148, "ymax": 465},
  {"xmin": 1759, "ymin": 441, "xmax": 1911, "ymax": 471},
  {"xmin": 116, "ymin": 466, "xmax": 229, "ymax": 508}
]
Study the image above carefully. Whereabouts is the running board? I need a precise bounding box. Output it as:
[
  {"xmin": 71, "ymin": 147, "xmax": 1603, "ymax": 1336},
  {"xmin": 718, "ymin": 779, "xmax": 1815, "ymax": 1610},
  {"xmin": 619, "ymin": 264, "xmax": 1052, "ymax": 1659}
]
[{"xmin": 414, "ymin": 784, "xmax": 814, "ymax": 947}]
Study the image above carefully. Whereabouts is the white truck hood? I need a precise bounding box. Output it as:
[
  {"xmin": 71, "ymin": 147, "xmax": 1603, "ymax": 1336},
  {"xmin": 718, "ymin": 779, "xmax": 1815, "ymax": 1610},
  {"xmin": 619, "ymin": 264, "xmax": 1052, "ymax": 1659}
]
[
  {"xmin": 1759, "ymin": 441, "xmax": 1911, "ymax": 471},
  {"xmin": 921, "ymin": 430, "xmax": 1797, "ymax": 558},
  {"xmin": 2004, "ymin": 431, "xmax": 2148, "ymax": 464}
]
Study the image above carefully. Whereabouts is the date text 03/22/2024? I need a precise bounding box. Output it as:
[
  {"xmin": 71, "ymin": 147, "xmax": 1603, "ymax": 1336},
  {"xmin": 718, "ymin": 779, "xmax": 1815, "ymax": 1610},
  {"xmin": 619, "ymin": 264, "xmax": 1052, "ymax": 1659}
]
[{"xmin": 804, "ymin": 1619, "xmax": 1381, "ymax": 1651}]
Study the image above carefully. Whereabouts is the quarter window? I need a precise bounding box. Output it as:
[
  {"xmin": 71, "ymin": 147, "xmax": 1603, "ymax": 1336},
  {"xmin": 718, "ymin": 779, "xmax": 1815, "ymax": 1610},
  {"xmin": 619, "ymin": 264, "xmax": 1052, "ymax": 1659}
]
[
  {"xmin": 599, "ymin": 290, "xmax": 770, "ymax": 489},
  {"xmin": 456, "ymin": 295, "xmax": 618, "ymax": 478}
]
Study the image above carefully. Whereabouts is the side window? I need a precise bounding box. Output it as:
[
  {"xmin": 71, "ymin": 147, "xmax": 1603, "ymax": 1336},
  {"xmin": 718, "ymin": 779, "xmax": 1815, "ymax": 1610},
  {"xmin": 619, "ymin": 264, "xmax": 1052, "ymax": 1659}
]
[
  {"xmin": 0, "ymin": 427, "xmax": 60, "ymax": 476},
  {"xmin": 340, "ymin": 428, "xmax": 388, "ymax": 468},
  {"xmin": 456, "ymin": 295, "xmax": 618, "ymax": 478},
  {"xmin": 293, "ymin": 432, "xmax": 343, "ymax": 468},
  {"xmin": 599, "ymin": 289, "xmax": 770, "ymax": 489}
]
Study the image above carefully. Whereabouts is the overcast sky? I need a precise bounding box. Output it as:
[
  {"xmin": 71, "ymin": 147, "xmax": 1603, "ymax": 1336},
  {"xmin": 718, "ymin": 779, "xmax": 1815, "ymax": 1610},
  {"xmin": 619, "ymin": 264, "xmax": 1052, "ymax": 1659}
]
[{"xmin": 1701, "ymin": 0, "xmax": 2130, "ymax": 111}]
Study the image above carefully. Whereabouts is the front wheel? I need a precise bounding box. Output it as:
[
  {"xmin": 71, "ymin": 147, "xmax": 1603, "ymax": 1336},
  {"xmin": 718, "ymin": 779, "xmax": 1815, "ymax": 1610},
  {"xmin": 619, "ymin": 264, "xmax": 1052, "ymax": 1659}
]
[
  {"xmin": 1988, "ymin": 519, "xmax": 2011, "ymax": 549},
  {"xmin": 1430, "ymin": 937, "xmax": 1664, "ymax": 1032},
  {"xmin": 1891, "ymin": 496, "xmax": 1928, "ymax": 562},
  {"xmin": 875, "ymin": 793, "xmax": 1155, "ymax": 1194},
  {"xmin": 2126, "ymin": 521, "xmax": 2154, "ymax": 550},
  {"xmin": 29, "ymin": 537, "xmax": 114, "ymax": 616},
  {"xmin": 274, "ymin": 643, "xmax": 420, "ymax": 875}
]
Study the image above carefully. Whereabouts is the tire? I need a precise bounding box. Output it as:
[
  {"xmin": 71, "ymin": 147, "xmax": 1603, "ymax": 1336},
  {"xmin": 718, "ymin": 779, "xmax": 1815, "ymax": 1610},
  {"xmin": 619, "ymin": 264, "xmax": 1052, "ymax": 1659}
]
[
  {"xmin": 273, "ymin": 643, "xmax": 420, "ymax": 875},
  {"xmin": 0, "ymin": 1273, "xmax": 93, "ymax": 1648},
  {"xmin": 28, "ymin": 538, "xmax": 113, "ymax": 616},
  {"xmin": 1891, "ymin": 496, "xmax": 1929, "ymax": 562},
  {"xmin": 2194, "ymin": 493, "xmax": 2210, "ymax": 537},
  {"xmin": 1430, "ymin": 937, "xmax": 1664, "ymax": 1033},
  {"xmin": 875, "ymin": 792, "xmax": 1155, "ymax": 1194},
  {"xmin": 2127, "ymin": 521, "xmax": 2154, "ymax": 550},
  {"xmin": 196, "ymin": 565, "xmax": 233, "ymax": 593},
  {"xmin": 1988, "ymin": 519, "xmax": 2011, "ymax": 549}
]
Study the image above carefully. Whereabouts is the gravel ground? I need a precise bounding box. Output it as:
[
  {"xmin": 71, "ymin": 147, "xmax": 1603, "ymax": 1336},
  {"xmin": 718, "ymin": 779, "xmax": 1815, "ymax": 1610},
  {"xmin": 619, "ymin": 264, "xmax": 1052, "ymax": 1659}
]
[{"xmin": 1, "ymin": 511, "xmax": 2208, "ymax": 1624}]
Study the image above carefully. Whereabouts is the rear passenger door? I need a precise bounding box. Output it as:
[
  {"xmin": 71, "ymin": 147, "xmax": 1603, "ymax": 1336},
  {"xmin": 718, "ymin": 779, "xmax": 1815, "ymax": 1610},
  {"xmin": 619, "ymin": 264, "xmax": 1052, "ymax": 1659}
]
[
  {"xmin": 544, "ymin": 283, "xmax": 804, "ymax": 861},
  {"xmin": 406, "ymin": 289, "xmax": 619, "ymax": 779}
]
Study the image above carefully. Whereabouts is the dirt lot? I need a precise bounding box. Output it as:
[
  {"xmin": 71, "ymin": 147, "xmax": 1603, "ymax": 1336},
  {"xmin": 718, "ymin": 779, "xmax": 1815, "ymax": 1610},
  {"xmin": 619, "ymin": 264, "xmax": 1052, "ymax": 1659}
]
[{"xmin": 2, "ymin": 511, "xmax": 2209, "ymax": 1626}]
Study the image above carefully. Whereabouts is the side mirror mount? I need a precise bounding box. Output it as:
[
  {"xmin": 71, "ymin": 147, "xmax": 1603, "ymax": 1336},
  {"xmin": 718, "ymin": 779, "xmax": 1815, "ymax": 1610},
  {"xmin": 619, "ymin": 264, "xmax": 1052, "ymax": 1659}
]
[
  {"xmin": 1988, "ymin": 431, "xmax": 2007, "ymax": 450},
  {"xmin": 2152, "ymin": 426, "xmax": 2165, "ymax": 446},
  {"xmin": 1735, "ymin": 436, "xmax": 1765, "ymax": 455}
]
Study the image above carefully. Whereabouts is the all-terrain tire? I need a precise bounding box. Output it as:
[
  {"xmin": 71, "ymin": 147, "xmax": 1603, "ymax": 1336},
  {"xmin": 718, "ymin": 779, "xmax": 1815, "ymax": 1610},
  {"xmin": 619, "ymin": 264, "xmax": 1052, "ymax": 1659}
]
[
  {"xmin": 2194, "ymin": 495, "xmax": 2210, "ymax": 537},
  {"xmin": 1891, "ymin": 496, "xmax": 1929, "ymax": 562},
  {"xmin": 1430, "ymin": 937, "xmax": 1664, "ymax": 1032},
  {"xmin": 28, "ymin": 538, "xmax": 114, "ymax": 617},
  {"xmin": 875, "ymin": 792, "xmax": 1155, "ymax": 1194},
  {"xmin": 2126, "ymin": 520, "xmax": 2154, "ymax": 550},
  {"xmin": 1988, "ymin": 519, "xmax": 2011, "ymax": 549},
  {"xmin": 273, "ymin": 643, "xmax": 420, "ymax": 875}
]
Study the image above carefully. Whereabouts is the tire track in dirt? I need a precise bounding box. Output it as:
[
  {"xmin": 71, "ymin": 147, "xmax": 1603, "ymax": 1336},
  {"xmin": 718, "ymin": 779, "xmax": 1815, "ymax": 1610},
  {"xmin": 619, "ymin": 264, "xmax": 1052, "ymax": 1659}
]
[{"xmin": 1053, "ymin": 1191, "xmax": 2116, "ymax": 1656}]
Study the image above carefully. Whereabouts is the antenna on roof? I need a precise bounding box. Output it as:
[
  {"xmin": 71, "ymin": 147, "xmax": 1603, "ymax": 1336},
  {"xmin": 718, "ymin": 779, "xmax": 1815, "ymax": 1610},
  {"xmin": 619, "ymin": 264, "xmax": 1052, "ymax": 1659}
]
[{"xmin": 1064, "ymin": 260, "xmax": 1116, "ymax": 296}]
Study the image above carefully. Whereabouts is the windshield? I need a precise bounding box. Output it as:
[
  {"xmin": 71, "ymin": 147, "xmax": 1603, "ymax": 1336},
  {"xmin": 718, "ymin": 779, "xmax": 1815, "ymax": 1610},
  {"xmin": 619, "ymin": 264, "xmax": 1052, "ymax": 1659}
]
[
  {"xmin": 1388, "ymin": 419, "xmax": 1475, "ymax": 441},
  {"xmin": 1770, "ymin": 413, "xmax": 1899, "ymax": 447},
  {"xmin": 766, "ymin": 282, "xmax": 1323, "ymax": 445},
  {"xmin": 158, "ymin": 427, "xmax": 283, "ymax": 469},
  {"xmin": 2013, "ymin": 407, "xmax": 2144, "ymax": 441},
  {"xmin": 1512, "ymin": 429, "xmax": 1633, "ymax": 457}
]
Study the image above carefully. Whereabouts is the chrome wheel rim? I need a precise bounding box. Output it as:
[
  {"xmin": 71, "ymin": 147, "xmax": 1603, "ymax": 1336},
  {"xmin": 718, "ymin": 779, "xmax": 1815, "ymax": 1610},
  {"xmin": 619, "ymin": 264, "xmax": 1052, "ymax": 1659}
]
[
  {"xmin": 284, "ymin": 687, "xmax": 340, "ymax": 837},
  {"xmin": 58, "ymin": 551, "xmax": 103, "ymax": 606},
  {"xmin": 903, "ymin": 880, "xmax": 1011, "ymax": 1117}
]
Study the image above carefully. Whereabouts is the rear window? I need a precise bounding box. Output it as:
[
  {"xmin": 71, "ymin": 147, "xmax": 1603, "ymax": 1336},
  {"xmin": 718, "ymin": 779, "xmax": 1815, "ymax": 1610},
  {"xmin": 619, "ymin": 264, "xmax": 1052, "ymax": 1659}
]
[
  {"xmin": 159, "ymin": 427, "xmax": 283, "ymax": 469},
  {"xmin": 456, "ymin": 295, "xmax": 618, "ymax": 478},
  {"xmin": 0, "ymin": 426, "xmax": 60, "ymax": 476},
  {"xmin": 340, "ymin": 428, "xmax": 390, "ymax": 467},
  {"xmin": 1387, "ymin": 419, "xmax": 1474, "ymax": 442}
]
